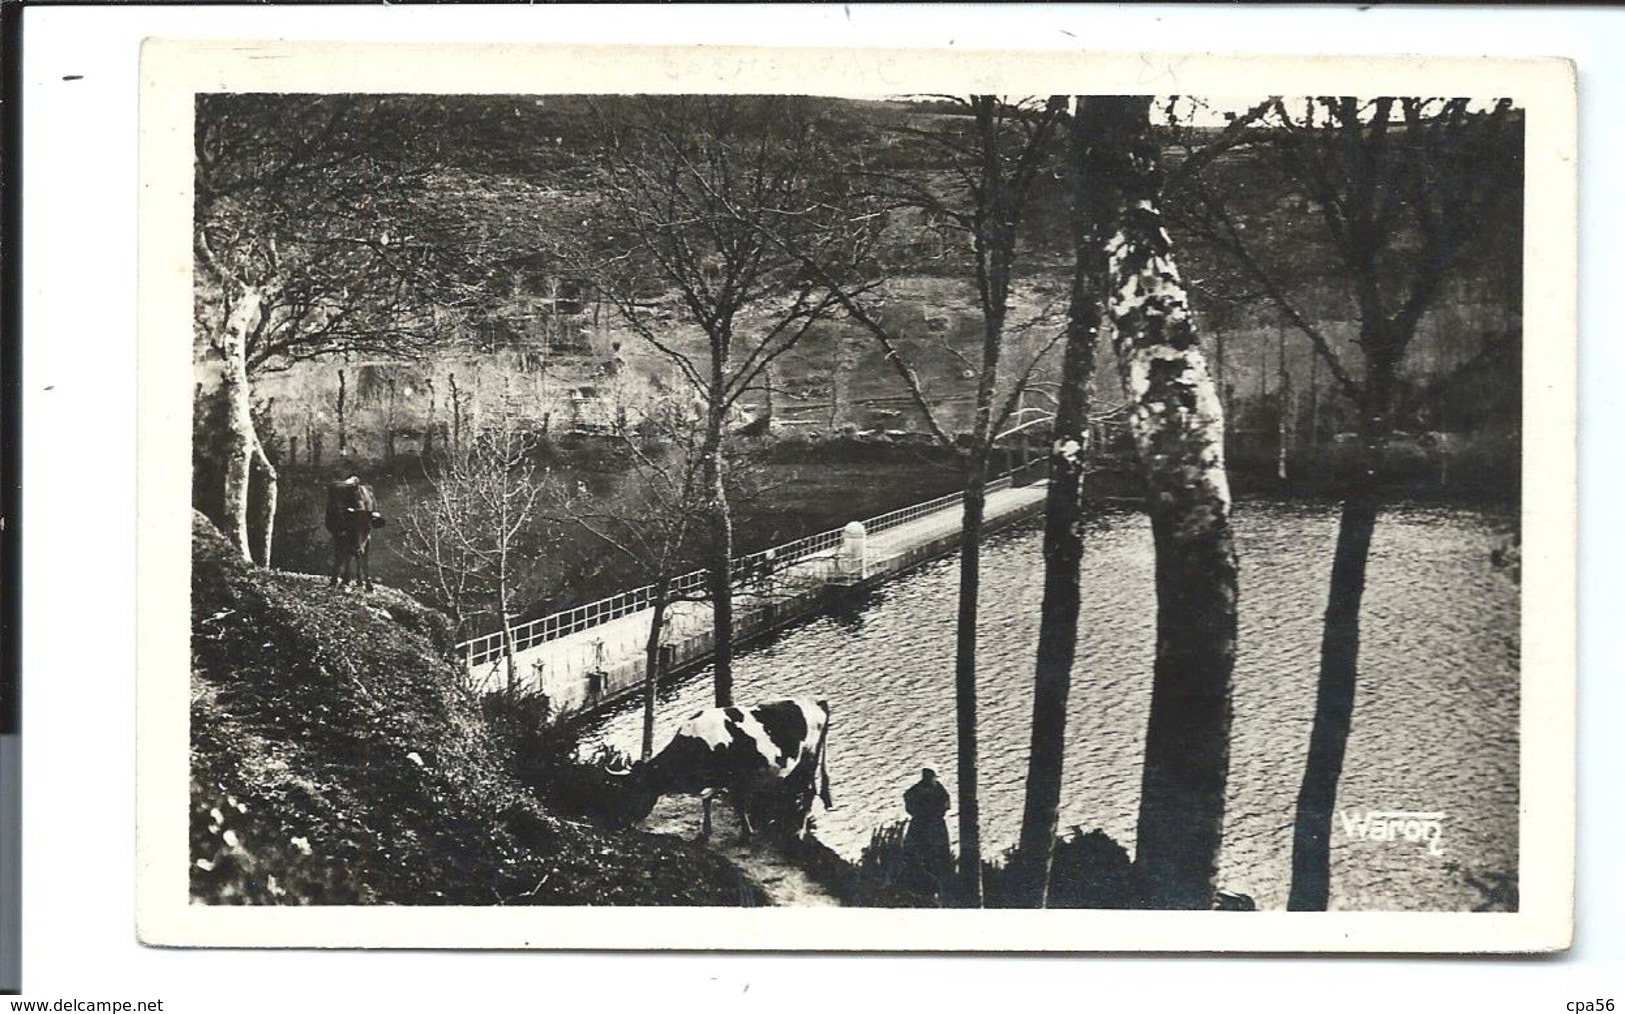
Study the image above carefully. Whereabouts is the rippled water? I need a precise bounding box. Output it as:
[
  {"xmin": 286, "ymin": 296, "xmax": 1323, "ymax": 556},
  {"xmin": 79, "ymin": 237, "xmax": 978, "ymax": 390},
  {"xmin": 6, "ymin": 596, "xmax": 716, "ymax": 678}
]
[{"xmin": 584, "ymin": 499, "xmax": 1520, "ymax": 911}]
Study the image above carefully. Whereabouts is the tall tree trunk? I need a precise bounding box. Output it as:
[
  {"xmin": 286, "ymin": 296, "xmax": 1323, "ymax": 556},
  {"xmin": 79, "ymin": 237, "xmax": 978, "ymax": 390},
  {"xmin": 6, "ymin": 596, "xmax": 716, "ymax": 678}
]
[
  {"xmin": 1008, "ymin": 348, "xmax": 1092, "ymax": 910},
  {"xmin": 218, "ymin": 287, "xmax": 263, "ymax": 562},
  {"xmin": 424, "ymin": 377, "xmax": 437, "ymax": 459},
  {"xmin": 1308, "ymin": 350, "xmax": 1320, "ymax": 464},
  {"xmin": 337, "ymin": 367, "xmax": 348, "ymax": 458},
  {"xmin": 250, "ymin": 432, "xmax": 278, "ymax": 567},
  {"xmin": 642, "ymin": 582, "xmax": 671, "ymax": 761},
  {"xmin": 952, "ymin": 456, "xmax": 988, "ymax": 907},
  {"xmin": 762, "ymin": 363, "xmax": 774, "ymax": 429},
  {"xmin": 1276, "ymin": 329, "xmax": 1288, "ymax": 482},
  {"xmin": 828, "ymin": 334, "xmax": 845, "ymax": 430},
  {"xmin": 941, "ymin": 94, "xmax": 1063, "ymax": 907},
  {"xmin": 500, "ymin": 579, "xmax": 518, "ymax": 694},
  {"xmin": 1288, "ymin": 358, "xmax": 1395, "ymax": 910},
  {"xmin": 498, "ymin": 469, "xmax": 517, "ymax": 695},
  {"xmin": 704, "ymin": 426, "xmax": 734, "ymax": 708},
  {"xmin": 1102, "ymin": 97, "xmax": 1239, "ymax": 910},
  {"xmin": 385, "ymin": 377, "xmax": 398, "ymax": 462},
  {"xmin": 1010, "ymin": 94, "xmax": 1107, "ymax": 908},
  {"xmin": 449, "ymin": 373, "xmax": 462, "ymax": 455},
  {"xmin": 498, "ymin": 398, "xmax": 522, "ymax": 694},
  {"xmin": 1134, "ymin": 508, "xmax": 1237, "ymax": 909},
  {"xmin": 1258, "ymin": 338, "xmax": 1268, "ymax": 402}
]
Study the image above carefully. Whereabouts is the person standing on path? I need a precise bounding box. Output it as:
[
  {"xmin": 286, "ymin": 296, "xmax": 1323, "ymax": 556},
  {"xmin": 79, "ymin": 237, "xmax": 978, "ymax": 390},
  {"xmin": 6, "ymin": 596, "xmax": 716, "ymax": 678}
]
[{"xmin": 900, "ymin": 767, "xmax": 953, "ymax": 902}]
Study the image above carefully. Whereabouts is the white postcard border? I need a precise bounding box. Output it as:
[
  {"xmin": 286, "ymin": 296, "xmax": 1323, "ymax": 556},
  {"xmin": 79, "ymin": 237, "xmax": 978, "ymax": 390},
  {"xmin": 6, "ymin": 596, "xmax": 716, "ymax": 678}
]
[{"xmin": 136, "ymin": 40, "xmax": 1577, "ymax": 952}]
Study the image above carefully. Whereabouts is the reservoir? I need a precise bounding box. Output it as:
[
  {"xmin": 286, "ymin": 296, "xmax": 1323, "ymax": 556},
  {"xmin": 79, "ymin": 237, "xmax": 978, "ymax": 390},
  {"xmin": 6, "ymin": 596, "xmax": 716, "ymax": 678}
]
[{"xmin": 583, "ymin": 498, "xmax": 1520, "ymax": 911}]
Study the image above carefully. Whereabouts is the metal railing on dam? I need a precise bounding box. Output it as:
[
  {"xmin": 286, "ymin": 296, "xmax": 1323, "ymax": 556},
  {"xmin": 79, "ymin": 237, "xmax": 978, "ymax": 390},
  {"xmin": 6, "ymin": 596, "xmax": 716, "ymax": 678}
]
[
  {"xmin": 455, "ymin": 466, "xmax": 1048, "ymax": 710},
  {"xmin": 457, "ymin": 469, "xmax": 1023, "ymax": 671}
]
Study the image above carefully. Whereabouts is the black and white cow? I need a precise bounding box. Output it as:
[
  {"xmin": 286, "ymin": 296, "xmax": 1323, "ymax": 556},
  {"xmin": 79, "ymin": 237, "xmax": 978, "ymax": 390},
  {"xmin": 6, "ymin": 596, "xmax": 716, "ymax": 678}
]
[
  {"xmin": 611, "ymin": 698, "xmax": 833, "ymax": 841},
  {"xmin": 325, "ymin": 476, "xmax": 384, "ymax": 590}
]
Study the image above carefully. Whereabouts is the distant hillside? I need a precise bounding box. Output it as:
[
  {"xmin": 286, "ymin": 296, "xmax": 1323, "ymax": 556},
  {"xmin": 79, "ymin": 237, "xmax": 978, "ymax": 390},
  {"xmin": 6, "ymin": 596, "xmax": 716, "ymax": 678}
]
[
  {"xmin": 207, "ymin": 94, "xmax": 1518, "ymax": 477},
  {"xmin": 189, "ymin": 511, "xmax": 759, "ymax": 905},
  {"xmin": 194, "ymin": 94, "xmax": 1522, "ymax": 646}
]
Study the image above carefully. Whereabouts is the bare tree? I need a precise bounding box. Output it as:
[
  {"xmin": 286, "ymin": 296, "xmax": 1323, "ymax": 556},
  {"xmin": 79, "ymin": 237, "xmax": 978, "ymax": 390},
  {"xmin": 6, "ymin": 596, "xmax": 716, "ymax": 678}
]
[
  {"xmin": 394, "ymin": 393, "xmax": 546, "ymax": 692},
  {"xmin": 565, "ymin": 390, "xmax": 714, "ymax": 759},
  {"xmin": 1177, "ymin": 96, "xmax": 1519, "ymax": 910},
  {"xmin": 1085, "ymin": 96, "xmax": 1243, "ymax": 910},
  {"xmin": 889, "ymin": 95, "xmax": 1245, "ymax": 909},
  {"xmin": 751, "ymin": 95, "xmax": 1069, "ymax": 906},
  {"xmin": 584, "ymin": 95, "xmax": 873, "ymax": 708},
  {"xmin": 1006, "ymin": 97, "xmax": 1269, "ymax": 908},
  {"xmin": 1008, "ymin": 96, "xmax": 1115, "ymax": 907},
  {"xmin": 393, "ymin": 463, "xmax": 483, "ymax": 640},
  {"xmin": 194, "ymin": 95, "xmax": 457, "ymax": 563}
]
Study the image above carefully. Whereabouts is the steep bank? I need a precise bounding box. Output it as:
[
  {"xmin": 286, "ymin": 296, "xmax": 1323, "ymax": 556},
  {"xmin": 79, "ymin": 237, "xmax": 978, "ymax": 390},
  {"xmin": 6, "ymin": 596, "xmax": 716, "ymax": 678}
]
[{"xmin": 189, "ymin": 511, "xmax": 761, "ymax": 906}]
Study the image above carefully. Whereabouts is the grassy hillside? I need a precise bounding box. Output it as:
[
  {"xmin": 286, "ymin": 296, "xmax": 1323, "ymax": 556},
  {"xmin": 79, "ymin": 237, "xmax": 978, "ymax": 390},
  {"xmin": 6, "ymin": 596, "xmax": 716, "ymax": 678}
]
[{"xmin": 189, "ymin": 511, "xmax": 760, "ymax": 905}]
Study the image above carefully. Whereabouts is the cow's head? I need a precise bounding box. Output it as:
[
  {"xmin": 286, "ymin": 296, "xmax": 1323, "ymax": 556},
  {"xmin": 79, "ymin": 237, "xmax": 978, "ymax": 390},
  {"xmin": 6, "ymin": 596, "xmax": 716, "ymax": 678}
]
[{"xmin": 603, "ymin": 758, "xmax": 660, "ymax": 827}]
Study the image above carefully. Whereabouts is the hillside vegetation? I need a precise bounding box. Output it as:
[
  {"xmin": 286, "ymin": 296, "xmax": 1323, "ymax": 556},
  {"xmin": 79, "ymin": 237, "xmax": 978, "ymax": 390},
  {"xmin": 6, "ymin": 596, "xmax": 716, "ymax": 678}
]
[
  {"xmin": 188, "ymin": 511, "xmax": 760, "ymax": 905},
  {"xmin": 223, "ymin": 97, "xmax": 1518, "ymax": 480},
  {"xmin": 213, "ymin": 95, "xmax": 1518, "ymax": 656}
]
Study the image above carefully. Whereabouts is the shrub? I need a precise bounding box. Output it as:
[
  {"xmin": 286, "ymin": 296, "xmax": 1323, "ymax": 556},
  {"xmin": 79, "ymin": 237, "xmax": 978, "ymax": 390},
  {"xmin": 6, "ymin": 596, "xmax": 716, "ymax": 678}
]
[
  {"xmin": 981, "ymin": 828, "xmax": 1134, "ymax": 909},
  {"xmin": 845, "ymin": 819, "xmax": 944, "ymax": 908},
  {"xmin": 1039, "ymin": 828, "xmax": 1135, "ymax": 908},
  {"xmin": 482, "ymin": 689, "xmax": 637, "ymax": 827}
]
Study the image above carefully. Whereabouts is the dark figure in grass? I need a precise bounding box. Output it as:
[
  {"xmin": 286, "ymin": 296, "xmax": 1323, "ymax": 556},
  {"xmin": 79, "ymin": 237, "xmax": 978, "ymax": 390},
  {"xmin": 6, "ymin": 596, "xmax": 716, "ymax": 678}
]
[
  {"xmin": 325, "ymin": 475, "xmax": 384, "ymax": 590},
  {"xmin": 900, "ymin": 767, "xmax": 953, "ymax": 900}
]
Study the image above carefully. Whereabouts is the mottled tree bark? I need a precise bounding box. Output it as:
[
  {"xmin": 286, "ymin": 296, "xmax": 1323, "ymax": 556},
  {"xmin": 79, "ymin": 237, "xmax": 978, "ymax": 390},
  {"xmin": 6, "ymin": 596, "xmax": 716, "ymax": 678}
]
[
  {"xmin": 704, "ymin": 422, "xmax": 735, "ymax": 709},
  {"xmin": 217, "ymin": 288, "xmax": 264, "ymax": 563},
  {"xmin": 1103, "ymin": 98, "xmax": 1239, "ymax": 910},
  {"xmin": 1009, "ymin": 96, "xmax": 1110, "ymax": 908},
  {"xmin": 211, "ymin": 285, "xmax": 282, "ymax": 566},
  {"xmin": 250, "ymin": 432, "xmax": 278, "ymax": 567}
]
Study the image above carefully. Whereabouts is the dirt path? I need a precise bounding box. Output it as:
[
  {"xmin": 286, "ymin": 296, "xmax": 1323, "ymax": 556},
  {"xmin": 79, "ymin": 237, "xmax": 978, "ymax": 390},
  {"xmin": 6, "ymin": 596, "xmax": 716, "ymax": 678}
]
[{"xmin": 638, "ymin": 797, "xmax": 842, "ymax": 908}]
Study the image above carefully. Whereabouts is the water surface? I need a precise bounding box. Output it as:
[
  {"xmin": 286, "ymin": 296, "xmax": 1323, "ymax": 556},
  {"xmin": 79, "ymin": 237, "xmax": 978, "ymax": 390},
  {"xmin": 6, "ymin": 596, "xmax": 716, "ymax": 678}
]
[{"xmin": 585, "ymin": 498, "xmax": 1520, "ymax": 911}]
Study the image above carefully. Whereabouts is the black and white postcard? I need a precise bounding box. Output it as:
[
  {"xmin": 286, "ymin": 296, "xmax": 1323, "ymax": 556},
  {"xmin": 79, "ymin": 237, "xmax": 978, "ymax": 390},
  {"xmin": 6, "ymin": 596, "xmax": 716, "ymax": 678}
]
[{"xmin": 135, "ymin": 40, "xmax": 1576, "ymax": 952}]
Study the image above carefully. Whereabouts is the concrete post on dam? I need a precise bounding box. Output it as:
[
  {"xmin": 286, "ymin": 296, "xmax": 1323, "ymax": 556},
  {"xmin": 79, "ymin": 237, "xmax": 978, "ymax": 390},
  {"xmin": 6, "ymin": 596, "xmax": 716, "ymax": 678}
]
[{"xmin": 834, "ymin": 521, "xmax": 867, "ymax": 585}]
